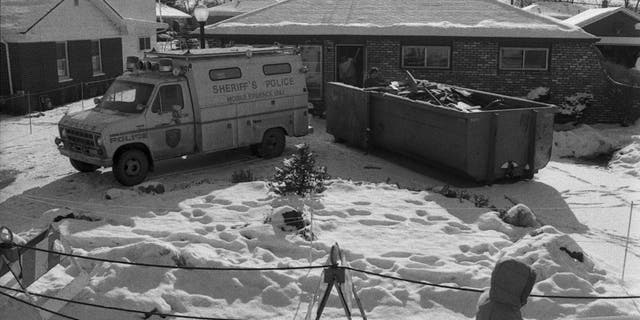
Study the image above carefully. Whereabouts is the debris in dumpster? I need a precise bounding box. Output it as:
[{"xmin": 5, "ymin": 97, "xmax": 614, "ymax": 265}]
[{"xmin": 364, "ymin": 70, "xmax": 515, "ymax": 112}]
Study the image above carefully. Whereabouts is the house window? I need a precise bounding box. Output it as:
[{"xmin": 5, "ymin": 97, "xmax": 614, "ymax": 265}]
[
  {"xmin": 56, "ymin": 42, "xmax": 70, "ymax": 81},
  {"xmin": 91, "ymin": 40, "xmax": 103, "ymax": 75},
  {"xmin": 500, "ymin": 47, "xmax": 548, "ymax": 70},
  {"xmin": 263, "ymin": 63, "xmax": 291, "ymax": 75},
  {"xmin": 139, "ymin": 37, "xmax": 151, "ymax": 50},
  {"xmin": 401, "ymin": 46, "xmax": 451, "ymax": 69}
]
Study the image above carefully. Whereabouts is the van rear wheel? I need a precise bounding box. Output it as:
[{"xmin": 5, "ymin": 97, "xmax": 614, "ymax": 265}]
[
  {"xmin": 113, "ymin": 149, "xmax": 149, "ymax": 186},
  {"xmin": 70, "ymin": 159, "xmax": 99, "ymax": 172},
  {"xmin": 258, "ymin": 128, "xmax": 285, "ymax": 159}
]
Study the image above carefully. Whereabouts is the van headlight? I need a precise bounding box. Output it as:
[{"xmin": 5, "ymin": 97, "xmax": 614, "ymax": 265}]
[
  {"xmin": 96, "ymin": 135, "xmax": 103, "ymax": 146},
  {"xmin": 61, "ymin": 128, "xmax": 68, "ymax": 138}
]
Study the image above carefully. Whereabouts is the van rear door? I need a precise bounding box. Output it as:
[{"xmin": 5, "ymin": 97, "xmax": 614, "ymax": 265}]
[{"xmin": 146, "ymin": 82, "xmax": 196, "ymax": 160}]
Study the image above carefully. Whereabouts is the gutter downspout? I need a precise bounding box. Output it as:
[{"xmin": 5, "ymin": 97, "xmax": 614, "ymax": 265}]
[{"xmin": 0, "ymin": 40, "xmax": 13, "ymax": 95}]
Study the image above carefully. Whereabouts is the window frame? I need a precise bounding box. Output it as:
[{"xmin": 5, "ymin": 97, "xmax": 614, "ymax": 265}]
[
  {"xmin": 139, "ymin": 37, "xmax": 151, "ymax": 51},
  {"xmin": 209, "ymin": 67, "xmax": 242, "ymax": 81},
  {"xmin": 56, "ymin": 42, "xmax": 71, "ymax": 82},
  {"xmin": 91, "ymin": 40, "xmax": 104, "ymax": 76},
  {"xmin": 263, "ymin": 63, "xmax": 292, "ymax": 76},
  {"xmin": 151, "ymin": 84, "xmax": 184, "ymax": 114},
  {"xmin": 499, "ymin": 47, "xmax": 549, "ymax": 71},
  {"xmin": 401, "ymin": 45, "xmax": 451, "ymax": 69}
]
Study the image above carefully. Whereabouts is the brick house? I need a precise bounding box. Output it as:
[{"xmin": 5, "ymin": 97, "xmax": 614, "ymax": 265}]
[
  {"xmin": 202, "ymin": 0, "xmax": 622, "ymax": 123},
  {"xmin": 0, "ymin": 0, "xmax": 165, "ymax": 113}
]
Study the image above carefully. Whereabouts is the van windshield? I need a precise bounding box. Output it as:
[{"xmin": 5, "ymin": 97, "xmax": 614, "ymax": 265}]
[{"xmin": 97, "ymin": 80, "xmax": 154, "ymax": 114}]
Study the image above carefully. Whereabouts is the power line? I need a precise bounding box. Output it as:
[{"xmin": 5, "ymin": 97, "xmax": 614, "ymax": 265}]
[
  {"xmin": 12, "ymin": 243, "xmax": 330, "ymax": 271},
  {"xmin": 0, "ymin": 285, "xmax": 240, "ymax": 320},
  {"xmin": 0, "ymin": 289, "xmax": 79, "ymax": 320}
]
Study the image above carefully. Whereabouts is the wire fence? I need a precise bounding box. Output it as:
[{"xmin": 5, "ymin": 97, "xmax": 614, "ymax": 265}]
[
  {"xmin": 0, "ymin": 77, "xmax": 115, "ymax": 116},
  {"xmin": 1, "ymin": 237, "xmax": 639, "ymax": 320}
]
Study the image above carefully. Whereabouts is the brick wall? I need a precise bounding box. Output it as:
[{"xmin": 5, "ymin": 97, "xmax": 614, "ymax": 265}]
[{"xmin": 365, "ymin": 38, "xmax": 621, "ymax": 123}]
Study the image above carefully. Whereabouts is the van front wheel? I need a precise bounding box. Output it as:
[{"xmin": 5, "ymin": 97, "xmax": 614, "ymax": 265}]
[
  {"xmin": 70, "ymin": 159, "xmax": 99, "ymax": 172},
  {"xmin": 258, "ymin": 128, "xmax": 285, "ymax": 158},
  {"xmin": 113, "ymin": 149, "xmax": 149, "ymax": 186}
]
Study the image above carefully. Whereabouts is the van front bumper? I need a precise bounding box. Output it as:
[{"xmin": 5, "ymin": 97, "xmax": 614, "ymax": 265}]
[{"xmin": 55, "ymin": 137, "xmax": 112, "ymax": 167}]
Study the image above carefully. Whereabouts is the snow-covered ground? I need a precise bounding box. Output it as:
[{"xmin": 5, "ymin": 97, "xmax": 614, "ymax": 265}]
[{"xmin": 0, "ymin": 99, "xmax": 639, "ymax": 319}]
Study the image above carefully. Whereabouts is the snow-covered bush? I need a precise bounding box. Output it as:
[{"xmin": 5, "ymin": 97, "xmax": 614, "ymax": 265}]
[
  {"xmin": 526, "ymin": 87, "xmax": 550, "ymax": 102},
  {"xmin": 557, "ymin": 92, "xmax": 593, "ymax": 122},
  {"xmin": 272, "ymin": 143, "xmax": 329, "ymax": 197}
]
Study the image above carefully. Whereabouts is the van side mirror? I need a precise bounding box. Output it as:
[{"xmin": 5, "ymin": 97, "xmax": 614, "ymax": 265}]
[
  {"xmin": 94, "ymin": 97, "xmax": 102, "ymax": 105},
  {"xmin": 172, "ymin": 104, "xmax": 183, "ymax": 112}
]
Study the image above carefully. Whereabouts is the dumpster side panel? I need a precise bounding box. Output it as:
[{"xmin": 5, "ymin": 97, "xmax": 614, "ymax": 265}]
[
  {"xmin": 325, "ymin": 82, "xmax": 370, "ymax": 149},
  {"xmin": 370, "ymin": 94, "xmax": 468, "ymax": 172},
  {"xmin": 534, "ymin": 110, "xmax": 555, "ymax": 172},
  {"xmin": 465, "ymin": 115, "xmax": 491, "ymax": 181},
  {"xmin": 492, "ymin": 111, "xmax": 534, "ymax": 180}
]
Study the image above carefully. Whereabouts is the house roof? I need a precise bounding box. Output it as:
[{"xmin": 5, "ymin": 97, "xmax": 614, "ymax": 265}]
[
  {"xmin": 0, "ymin": 0, "xmax": 62, "ymax": 34},
  {"xmin": 522, "ymin": 2, "xmax": 587, "ymax": 20},
  {"xmin": 157, "ymin": 3, "xmax": 191, "ymax": 19},
  {"xmin": 564, "ymin": 7, "xmax": 640, "ymax": 27},
  {"xmin": 208, "ymin": 0, "xmax": 282, "ymax": 16},
  {"xmin": 204, "ymin": 0, "xmax": 596, "ymax": 39},
  {"xmin": 0, "ymin": 0, "xmax": 165, "ymax": 38}
]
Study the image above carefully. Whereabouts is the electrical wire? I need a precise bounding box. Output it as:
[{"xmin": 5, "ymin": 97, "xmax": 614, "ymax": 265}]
[{"xmin": 0, "ymin": 284, "xmax": 240, "ymax": 320}]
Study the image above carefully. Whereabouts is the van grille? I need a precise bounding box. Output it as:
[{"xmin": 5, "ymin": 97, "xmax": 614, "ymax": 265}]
[{"xmin": 66, "ymin": 128, "xmax": 96, "ymax": 147}]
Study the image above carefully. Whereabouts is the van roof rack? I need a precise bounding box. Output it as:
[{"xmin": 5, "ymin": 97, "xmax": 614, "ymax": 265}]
[{"xmin": 146, "ymin": 46, "xmax": 295, "ymax": 60}]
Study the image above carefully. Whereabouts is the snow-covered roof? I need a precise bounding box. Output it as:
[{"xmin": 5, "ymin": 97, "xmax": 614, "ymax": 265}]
[
  {"xmin": 522, "ymin": 2, "xmax": 587, "ymax": 20},
  {"xmin": 0, "ymin": 0, "xmax": 61, "ymax": 34},
  {"xmin": 205, "ymin": 0, "xmax": 595, "ymax": 39},
  {"xmin": 157, "ymin": 3, "xmax": 191, "ymax": 19},
  {"xmin": 0, "ymin": 0, "xmax": 165, "ymax": 38},
  {"xmin": 564, "ymin": 6, "xmax": 640, "ymax": 27},
  {"xmin": 208, "ymin": 0, "xmax": 282, "ymax": 16}
]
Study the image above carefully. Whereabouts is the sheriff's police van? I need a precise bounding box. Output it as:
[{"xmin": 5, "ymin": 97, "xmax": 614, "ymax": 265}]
[{"xmin": 55, "ymin": 46, "xmax": 311, "ymax": 186}]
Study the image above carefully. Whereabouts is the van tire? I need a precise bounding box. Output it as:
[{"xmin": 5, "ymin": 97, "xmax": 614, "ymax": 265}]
[
  {"xmin": 113, "ymin": 149, "xmax": 149, "ymax": 186},
  {"xmin": 258, "ymin": 128, "xmax": 285, "ymax": 158},
  {"xmin": 70, "ymin": 159, "xmax": 99, "ymax": 172}
]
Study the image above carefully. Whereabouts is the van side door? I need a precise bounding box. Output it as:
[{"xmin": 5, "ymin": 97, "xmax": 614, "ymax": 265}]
[{"xmin": 145, "ymin": 82, "xmax": 196, "ymax": 160}]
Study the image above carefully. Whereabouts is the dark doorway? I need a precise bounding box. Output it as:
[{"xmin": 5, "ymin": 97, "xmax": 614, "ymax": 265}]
[{"xmin": 336, "ymin": 45, "xmax": 364, "ymax": 87}]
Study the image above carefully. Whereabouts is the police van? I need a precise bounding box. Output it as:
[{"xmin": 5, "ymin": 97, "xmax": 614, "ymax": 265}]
[{"xmin": 55, "ymin": 46, "xmax": 312, "ymax": 186}]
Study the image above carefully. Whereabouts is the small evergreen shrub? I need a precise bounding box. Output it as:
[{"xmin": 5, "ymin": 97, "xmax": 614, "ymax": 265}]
[{"xmin": 272, "ymin": 143, "xmax": 329, "ymax": 197}]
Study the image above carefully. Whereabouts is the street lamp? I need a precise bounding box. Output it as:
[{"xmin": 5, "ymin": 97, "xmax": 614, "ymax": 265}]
[{"xmin": 193, "ymin": 3, "xmax": 209, "ymax": 49}]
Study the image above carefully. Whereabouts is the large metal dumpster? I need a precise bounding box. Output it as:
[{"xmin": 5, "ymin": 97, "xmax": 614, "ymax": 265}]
[{"xmin": 326, "ymin": 82, "xmax": 557, "ymax": 182}]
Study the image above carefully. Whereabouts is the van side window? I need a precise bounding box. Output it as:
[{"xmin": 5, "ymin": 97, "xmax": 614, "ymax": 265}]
[
  {"xmin": 152, "ymin": 85, "xmax": 184, "ymax": 114},
  {"xmin": 263, "ymin": 63, "xmax": 291, "ymax": 75},
  {"xmin": 209, "ymin": 67, "xmax": 242, "ymax": 81}
]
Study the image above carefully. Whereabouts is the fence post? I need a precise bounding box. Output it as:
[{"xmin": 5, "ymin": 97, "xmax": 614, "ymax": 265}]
[
  {"xmin": 621, "ymin": 201, "xmax": 634, "ymax": 282},
  {"xmin": 27, "ymin": 92, "xmax": 32, "ymax": 134}
]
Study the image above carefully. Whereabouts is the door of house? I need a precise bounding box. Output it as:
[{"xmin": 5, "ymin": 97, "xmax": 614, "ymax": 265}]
[
  {"xmin": 299, "ymin": 45, "xmax": 323, "ymax": 101},
  {"xmin": 336, "ymin": 45, "xmax": 365, "ymax": 87}
]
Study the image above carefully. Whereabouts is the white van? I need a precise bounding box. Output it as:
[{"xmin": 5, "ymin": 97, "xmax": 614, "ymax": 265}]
[{"xmin": 55, "ymin": 46, "xmax": 312, "ymax": 185}]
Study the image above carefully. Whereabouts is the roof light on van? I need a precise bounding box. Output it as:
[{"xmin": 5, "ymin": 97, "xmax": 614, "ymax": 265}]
[
  {"xmin": 126, "ymin": 56, "xmax": 140, "ymax": 71},
  {"xmin": 158, "ymin": 59, "xmax": 173, "ymax": 72}
]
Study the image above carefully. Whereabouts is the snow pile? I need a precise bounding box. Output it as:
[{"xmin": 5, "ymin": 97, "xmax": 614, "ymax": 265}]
[
  {"xmin": 609, "ymin": 138, "xmax": 640, "ymax": 177},
  {"xmin": 553, "ymin": 120, "xmax": 640, "ymax": 176},
  {"xmin": 553, "ymin": 125, "xmax": 620, "ymax": 158},
  {"xmin": 5, "ymin": 181, "xmax": 636, "ymax": 319}
]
